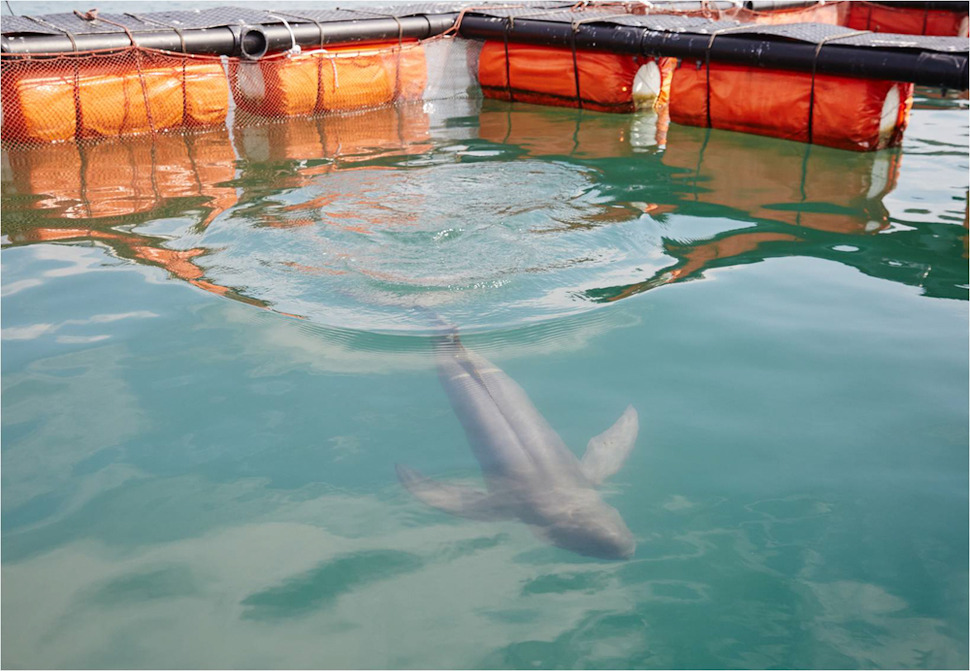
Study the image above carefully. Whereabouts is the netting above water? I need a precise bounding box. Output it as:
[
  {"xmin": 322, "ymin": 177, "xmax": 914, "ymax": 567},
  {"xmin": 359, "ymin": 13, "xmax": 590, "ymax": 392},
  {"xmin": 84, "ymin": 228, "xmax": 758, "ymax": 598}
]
[{"xmin": 0, "ymin": 36, "xmax": 484, "ymax": 146}]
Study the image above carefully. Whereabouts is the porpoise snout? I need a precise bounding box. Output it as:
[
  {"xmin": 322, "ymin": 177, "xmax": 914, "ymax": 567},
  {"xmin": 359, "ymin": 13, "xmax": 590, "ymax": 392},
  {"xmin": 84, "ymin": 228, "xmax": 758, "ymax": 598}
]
[
  {"xmin": 585, "ymin": 529, "xmax": 636, "ymax": 560},
  {"xmin": 539, "ymin": 510, "xmax": 637, "ymax": 561}
]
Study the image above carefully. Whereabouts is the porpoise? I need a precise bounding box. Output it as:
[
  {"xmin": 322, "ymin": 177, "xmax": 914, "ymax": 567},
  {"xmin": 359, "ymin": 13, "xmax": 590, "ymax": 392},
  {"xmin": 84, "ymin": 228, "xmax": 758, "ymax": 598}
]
[{"xmin": 397, "ymin": 331, "xmax": 639, "ymax": 560}]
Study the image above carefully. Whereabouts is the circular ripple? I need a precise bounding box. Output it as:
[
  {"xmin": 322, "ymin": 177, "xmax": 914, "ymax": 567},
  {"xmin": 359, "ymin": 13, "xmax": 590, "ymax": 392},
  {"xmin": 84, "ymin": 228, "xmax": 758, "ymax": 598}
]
[{"xmin": 193, "ymin": 158, "xmax": 668, "ymax": 332}]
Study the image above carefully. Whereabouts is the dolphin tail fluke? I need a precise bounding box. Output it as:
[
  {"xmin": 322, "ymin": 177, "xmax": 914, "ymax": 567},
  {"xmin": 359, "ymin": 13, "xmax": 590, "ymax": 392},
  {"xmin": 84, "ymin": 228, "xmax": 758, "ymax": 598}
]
[
  {"xmin": 580, "ymin": 405, "xmax": 639, "ymax": 486},
  {"xmin": 395, "ymin": 464, "xmax": 508, "ymax": 521}
]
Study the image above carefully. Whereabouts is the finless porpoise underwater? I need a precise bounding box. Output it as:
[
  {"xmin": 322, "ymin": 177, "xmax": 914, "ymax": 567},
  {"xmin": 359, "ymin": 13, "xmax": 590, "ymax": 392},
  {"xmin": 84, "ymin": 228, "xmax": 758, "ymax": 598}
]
[{"xmin": 397, "ymin": 330, "xmax": 639, "ymax": 560}]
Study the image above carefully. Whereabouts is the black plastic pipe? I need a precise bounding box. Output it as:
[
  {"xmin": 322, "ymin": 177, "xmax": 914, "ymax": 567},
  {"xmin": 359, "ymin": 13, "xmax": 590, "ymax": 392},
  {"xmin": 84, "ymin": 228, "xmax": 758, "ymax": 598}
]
[
  {"xmin": 457, "ymin": 15, "xmax": 969, "ymax": 89},
  {"xmin": 0, "ymin": 14, "xmax": 458, "ymax": 56}
]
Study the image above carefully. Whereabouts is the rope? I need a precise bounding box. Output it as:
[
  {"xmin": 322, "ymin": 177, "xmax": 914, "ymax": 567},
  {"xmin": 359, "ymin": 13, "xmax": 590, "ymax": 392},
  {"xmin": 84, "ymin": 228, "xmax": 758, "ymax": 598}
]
[
  {"xmin": 125, "ymin": 11, "xmax": 186, "ymax": 52},
  {"xmin": 504, "ymin": 16, "xmax": 514, "ymax": 102},
  {"xmin": 569, "ymin": 13, "xmax": 634, "ymax": 110},
  {"xmin": 441, "ymin": 4, "xmax": 563, "ymax": 38},
  {"xmin": 806, "ymin": 29, "xmax": 867, "ymax": 144},
  {"xmin": 440, "ymin": 6, "xmax": 555, "ymax": 103},
  {"xmin": 125, "ymin": 12, "xmax": 191, "ymax": 133},
  {"xmin": 73, "ymin": 11, "xmax": 160, "ymax": 135},
  {"xmin": 333, "ymin": 6, "xmax": 406, "ymax": 46},
  {"xmin": 22, "ymin": 14, "xmax": 80, "ymax": 51},
  {"xmin": 570, "ymin": 21, "xmax": 583, "ymax": 109},
  {"xmin": 272, "ymin": 12, "xmax": 329, "ymax": 109},
  {"xmin": 73, "ymin": 10, "xmax": 142, "ymax": 47},
  {"xmin": 701, "ymin": 24, "xmax": 749, "ymax": 128},
  {"xmin": 271, "ymin": 11, "xmax": 329, "ymax": 49},
  {"xmin": 266, "ymin": 14, "xmax": 301, "ymax": 56},
  {"xmin": 22, "ymin": 15, "xmax": 84, "ymax": 140}
]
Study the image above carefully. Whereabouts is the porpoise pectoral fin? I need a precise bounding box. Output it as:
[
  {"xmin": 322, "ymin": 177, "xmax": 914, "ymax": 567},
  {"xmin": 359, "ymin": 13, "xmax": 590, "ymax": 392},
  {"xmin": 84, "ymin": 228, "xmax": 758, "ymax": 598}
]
[
  {"xmin": 580, "ymin": 405, "xmax": 639, "ymax": 486},
  {"xmin": 395, "ymin": 464, "xmax": 509, "ymax": 521}
]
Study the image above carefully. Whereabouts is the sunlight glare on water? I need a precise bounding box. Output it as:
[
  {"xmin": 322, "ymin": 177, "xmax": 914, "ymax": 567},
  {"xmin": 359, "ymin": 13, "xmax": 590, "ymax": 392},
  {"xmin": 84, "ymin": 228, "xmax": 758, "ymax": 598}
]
[{"xmin": 199, "ymin": 137, "xmax": 667, "ymax": 331}]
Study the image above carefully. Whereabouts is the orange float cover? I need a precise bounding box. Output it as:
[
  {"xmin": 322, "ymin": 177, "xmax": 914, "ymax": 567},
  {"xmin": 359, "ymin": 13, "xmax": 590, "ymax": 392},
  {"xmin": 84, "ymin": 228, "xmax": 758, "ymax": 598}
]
[
  {"xmin": 229, "ymin": 41, "xmax": 426, "ymax": 118},
  {"xmin": 182, "ymin": 59, "xmax": 231, "ymax": 126},
  {"xmin": 1, "ymin": 50, "xmax": 230, "ymax": 143},
  {"xmin": 478, "ymin": 42, "xmax": 648, "ymax": 113},
  {"xmin": 0, "ymin": 63, "xmax": 77, "ymax": 142},
  {"xmin": 230, "ymin": 54, "xmax": 319, "ymax": 117},
  {"xmin": 669, "ymin": 61, "xmax": 913, "ymax": 151},
  {"xmin": 317, "ymin": 41, "xmax": 427, "ymax": 111},
  {"xmin": 75, "ymin": 59, "xmax": 184, "ymax": 138},
  {"xmin": 845, "ymin": 2, "xmax": 968, "ymax": 36},
  {"xmin": 382, "ymin": 41, "xmax": 428, "ymax": 102},
  {"xmin": 316, "ymin": 45, "xmax": 394, "ymax": 113}
]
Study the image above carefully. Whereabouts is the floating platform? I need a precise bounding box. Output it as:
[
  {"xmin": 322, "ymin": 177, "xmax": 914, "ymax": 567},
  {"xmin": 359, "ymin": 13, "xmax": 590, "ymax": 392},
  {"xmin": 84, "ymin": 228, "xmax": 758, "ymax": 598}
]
[{"xmin": 1, "ymin": 1, "xmax": 967, "ymax": 149}]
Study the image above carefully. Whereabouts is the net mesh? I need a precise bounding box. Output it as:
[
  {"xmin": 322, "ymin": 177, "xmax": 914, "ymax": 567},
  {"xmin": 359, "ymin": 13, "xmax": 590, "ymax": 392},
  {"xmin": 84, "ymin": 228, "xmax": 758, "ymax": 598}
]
[{"xmin": 0, "ymin": 35, "xmax": 482, "ymax": 146}]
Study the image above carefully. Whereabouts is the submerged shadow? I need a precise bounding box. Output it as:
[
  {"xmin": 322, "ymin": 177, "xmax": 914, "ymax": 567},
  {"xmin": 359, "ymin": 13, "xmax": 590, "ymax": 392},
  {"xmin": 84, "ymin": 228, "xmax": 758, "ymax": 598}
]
[{"xmin": 240, "ymin": 549, "xmax": 424, "ymax": 621}]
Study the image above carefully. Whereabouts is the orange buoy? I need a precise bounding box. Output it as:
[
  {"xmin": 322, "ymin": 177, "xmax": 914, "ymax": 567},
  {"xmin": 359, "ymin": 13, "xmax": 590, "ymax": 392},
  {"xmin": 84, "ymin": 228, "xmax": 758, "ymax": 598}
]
[
  {"xmin": 669, "ymin": 60, "xmax": 913, "ymax": 151},
  {"xmin": 1, "ymin": 51, "xmax": 230, "ymax": 143},
  {"xmin": 478, "ymin": 42, "xmax": 672, "ymax": 114},
  {"xmin": 229, "ymin": 41, "xmax": 427, "ymax": 118}
]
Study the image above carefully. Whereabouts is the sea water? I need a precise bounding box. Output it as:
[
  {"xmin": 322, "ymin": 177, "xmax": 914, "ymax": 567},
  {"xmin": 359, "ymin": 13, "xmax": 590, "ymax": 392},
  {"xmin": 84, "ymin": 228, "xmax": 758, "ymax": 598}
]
[{"xmin": 2, "ymin": 84, "xmax": 967, "ymax": 668}]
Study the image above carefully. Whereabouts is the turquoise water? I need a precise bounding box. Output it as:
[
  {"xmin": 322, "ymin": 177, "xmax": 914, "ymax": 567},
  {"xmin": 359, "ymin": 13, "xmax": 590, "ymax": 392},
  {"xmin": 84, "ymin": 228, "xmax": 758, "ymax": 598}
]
[{"xmin": 2, "ymin": 89, "xmax": 967, "ymax": 668}]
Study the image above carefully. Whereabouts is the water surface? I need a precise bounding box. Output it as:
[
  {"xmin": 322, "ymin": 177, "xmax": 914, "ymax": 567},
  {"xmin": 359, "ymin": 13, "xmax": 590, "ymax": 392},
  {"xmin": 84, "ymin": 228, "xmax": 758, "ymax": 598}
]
[{"xmin": 2, "ymin": 89, "xmax": 967, "ymax": 668}]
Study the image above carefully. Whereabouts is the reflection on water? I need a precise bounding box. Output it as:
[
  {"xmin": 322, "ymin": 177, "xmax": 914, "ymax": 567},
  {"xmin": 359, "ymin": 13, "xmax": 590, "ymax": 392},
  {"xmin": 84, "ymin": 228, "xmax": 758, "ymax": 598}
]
[
  {"xmin": 0, "ymin": 128, "xmax": 266, "ymax": 306},
  {"xmin": 4, "ymin": 97, "xmax": 965, "ymax": 333},
  {"xmin": 585, "ymin": 122, "xmax": 967, "ymax": 302}
]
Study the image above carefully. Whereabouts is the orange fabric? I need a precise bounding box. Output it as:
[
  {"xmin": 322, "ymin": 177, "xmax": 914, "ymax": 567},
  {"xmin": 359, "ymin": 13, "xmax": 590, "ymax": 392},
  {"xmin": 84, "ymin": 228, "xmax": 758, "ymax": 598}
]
[
  {"xmin": 845, "ymin": 2, "xmax": 967, "ymax": 36},
  {"xmin": 669, "ymin": 61, "xmax": 913, "ymax": 151},
  {"xmin": 654, "ymin": 57, "xmax": 677, "ymax": 111},
  {"xmin": 183, "ymin": 60, "xmax": 231, "ymax": 126},
  {"xmin": 230, "ymin": 54, "xmax": 319, "ymax": 117},
  {"xmin": 0, "ymin": 63, "xmax": 77, "ymax": 142},
  {"xmin": 316, "ymin": 45, "xmax": 393, "ymax": 112},
  {"xmin": 76, "ymin": 61, "xmax": 183, "ymax": 138},
  {"xmin": 384, "ymin": 41, "xmax": 428, "ymax": 102},
  {"xmin": 812, "ymin": 75, "xmax": 913, "ymax": 151},
  {"xmin": 1, "ymin": 51, "xmax": 229, "ymax": 143},
  {"xmin": 228, "ymin": 41, "xmax": 425, "ymax": 117},
  {"xmin": 478, "ymin": 42, "xmax": 657, "ymax": 113}
]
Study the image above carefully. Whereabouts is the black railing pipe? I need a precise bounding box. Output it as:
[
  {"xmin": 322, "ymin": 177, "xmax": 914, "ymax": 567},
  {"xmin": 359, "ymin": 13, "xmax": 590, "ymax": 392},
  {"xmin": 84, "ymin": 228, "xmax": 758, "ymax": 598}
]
[
  {"xmin": 0, "ymin": 14, "xmax": 458, "ymax": 56},
  {"xmin": 457, "ymin": 15, "xmax": 969, "ymax": 89}
]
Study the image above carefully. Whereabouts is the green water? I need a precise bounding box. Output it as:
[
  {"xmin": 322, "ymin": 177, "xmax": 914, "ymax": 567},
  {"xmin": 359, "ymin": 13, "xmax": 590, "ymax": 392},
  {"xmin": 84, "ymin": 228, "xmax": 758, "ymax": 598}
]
[{"xmin": 2, "ymin": 91, "xmax": 967, "ymax": 669}]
